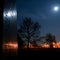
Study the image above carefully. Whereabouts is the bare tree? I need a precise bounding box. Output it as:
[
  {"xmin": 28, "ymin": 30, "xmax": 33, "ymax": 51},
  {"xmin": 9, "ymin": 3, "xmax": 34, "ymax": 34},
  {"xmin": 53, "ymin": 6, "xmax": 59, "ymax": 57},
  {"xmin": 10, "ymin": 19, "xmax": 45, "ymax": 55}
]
[
  {"xmin": 45, "ymin": 33, "xmax": 56, "ymax": 48},
  {"xmin": 18, "ymin": 17, "xmax": 41, "ymax": 49}
]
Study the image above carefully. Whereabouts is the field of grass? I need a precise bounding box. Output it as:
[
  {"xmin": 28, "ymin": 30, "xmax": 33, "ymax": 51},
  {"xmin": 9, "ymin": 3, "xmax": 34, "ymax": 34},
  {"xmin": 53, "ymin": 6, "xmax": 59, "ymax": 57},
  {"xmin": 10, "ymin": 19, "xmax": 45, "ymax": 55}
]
[{"xmin": 2, "ymin": 48, "xmax": 60, "ymax": 60}]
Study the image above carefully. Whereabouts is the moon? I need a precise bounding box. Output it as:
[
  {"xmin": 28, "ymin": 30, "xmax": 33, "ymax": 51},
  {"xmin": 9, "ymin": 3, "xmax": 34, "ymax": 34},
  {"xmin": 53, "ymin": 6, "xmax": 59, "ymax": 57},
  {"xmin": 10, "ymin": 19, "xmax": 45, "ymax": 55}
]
[{"xmin": 53, "ymin": 6, "xmax": 59, "ymax": 11}]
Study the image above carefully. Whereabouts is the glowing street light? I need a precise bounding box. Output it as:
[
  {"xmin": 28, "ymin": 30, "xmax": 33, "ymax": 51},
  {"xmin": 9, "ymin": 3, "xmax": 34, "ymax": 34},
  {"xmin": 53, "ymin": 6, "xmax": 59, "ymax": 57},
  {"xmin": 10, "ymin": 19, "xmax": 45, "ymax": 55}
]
[
  {"xmin": 3, "ymin": 10, "xmax": 17, "ymax": 18},
  {"xmin": 7, "ymin": 11, "xmax": 12, "ymax": 17}
]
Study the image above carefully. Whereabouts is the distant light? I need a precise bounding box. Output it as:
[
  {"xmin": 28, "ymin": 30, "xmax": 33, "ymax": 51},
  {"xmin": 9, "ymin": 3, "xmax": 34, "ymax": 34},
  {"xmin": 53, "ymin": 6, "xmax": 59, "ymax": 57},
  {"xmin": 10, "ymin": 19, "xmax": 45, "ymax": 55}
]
[
  {"xmin": 3, "ymin": 42, "xmax": 18, "ymax": 49},
  {"xmin": 53, "ymin": 6, "xmax": 59, "ymax": 11},
  {"xmin": 3, "ymin": 11, "xmax": 17, "ymax": 18},
  {"xmin": 7, "ymin": 11, "xmax": 12, "ymax": 17}
]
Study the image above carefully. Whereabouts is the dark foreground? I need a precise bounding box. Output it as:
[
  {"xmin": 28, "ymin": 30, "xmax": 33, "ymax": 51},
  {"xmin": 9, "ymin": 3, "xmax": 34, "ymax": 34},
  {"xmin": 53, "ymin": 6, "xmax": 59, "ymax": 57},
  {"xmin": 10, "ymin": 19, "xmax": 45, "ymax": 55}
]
[{"xmin": 2, "ymin": 48, "xmax": 60, "ymax": 60}]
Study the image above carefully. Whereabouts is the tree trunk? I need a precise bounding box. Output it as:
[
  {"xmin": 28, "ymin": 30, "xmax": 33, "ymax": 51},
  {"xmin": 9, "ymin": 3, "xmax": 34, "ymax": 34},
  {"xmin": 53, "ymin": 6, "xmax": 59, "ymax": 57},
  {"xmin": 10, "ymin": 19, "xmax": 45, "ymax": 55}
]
[
  {"xmin": 50, "ymin": 43, "xmax": 53, "ymax": 48},
  {"xmin": 27, "ymin": 36, "xmax": 30, "ymax": 50},
  {"xmin": 27, "ymin": 40, "xmax": 29, "ymax": 49}
]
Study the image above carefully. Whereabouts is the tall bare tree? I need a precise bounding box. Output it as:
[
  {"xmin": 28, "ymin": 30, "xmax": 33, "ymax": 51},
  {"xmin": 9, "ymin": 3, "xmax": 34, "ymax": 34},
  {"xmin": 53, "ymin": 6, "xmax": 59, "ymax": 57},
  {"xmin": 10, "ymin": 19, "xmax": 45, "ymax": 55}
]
[{"xmin": 18, "ymin": 17, "xmax": 41, "ymax": 49}]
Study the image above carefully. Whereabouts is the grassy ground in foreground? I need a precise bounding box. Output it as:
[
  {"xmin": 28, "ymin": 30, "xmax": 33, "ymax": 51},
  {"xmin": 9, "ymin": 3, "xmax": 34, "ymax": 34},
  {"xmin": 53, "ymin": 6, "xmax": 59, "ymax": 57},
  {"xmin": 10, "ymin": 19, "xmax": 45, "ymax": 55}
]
[
  {"xmin": 2, "ymin": 48, "xmax": 60, "ymax": 59},
  {"xmin": 19, "ymin": 48, "xmax": 60, "ymax": 51}
]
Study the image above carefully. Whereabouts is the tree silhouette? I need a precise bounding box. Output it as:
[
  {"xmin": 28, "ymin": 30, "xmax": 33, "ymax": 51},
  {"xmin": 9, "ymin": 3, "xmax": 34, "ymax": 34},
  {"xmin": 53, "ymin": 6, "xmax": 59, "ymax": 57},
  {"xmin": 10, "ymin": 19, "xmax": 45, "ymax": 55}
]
[
  {"xmin": 31, "ymin": 40, "xmax": 38, "ymax": 47},
  {"xmin": 45, "ymin": 33, "xmax": 56, "ymax": 48},
  {"xmin": 18, "ymin": 17, "xmax": 41, "ymax": 49}
]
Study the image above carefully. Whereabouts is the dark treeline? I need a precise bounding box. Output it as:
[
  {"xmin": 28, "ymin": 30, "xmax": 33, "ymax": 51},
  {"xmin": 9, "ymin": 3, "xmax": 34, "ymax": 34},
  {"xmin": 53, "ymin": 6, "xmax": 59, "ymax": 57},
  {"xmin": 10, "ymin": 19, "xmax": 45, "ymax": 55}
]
[{"xmin": 17, "ymin": 17, "xmax": 56, "ymax": 49}]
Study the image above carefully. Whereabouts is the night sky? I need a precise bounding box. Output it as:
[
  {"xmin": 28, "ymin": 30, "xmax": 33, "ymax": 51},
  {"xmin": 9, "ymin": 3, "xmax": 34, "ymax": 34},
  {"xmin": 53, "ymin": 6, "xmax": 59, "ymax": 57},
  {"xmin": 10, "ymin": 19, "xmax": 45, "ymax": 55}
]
[{"xmin": 17, "ymin": 0, "xmax": 60, "ymax": 41}]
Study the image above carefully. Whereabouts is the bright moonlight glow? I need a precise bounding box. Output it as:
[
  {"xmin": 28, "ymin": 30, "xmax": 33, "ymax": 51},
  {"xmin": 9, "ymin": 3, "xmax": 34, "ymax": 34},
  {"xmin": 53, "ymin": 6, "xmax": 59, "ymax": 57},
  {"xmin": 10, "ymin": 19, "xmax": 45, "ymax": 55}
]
[{"xmin": 54, "ymin": 6, "xmax": 59, "ymax": 11}]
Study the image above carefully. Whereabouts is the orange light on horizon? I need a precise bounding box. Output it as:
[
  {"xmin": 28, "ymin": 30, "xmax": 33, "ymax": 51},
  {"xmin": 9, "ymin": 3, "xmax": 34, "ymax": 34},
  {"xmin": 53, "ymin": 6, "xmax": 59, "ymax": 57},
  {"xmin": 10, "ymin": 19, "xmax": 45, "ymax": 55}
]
[
  {"xmin": 41, "ymin": 43, "xmax": 50, "ymax": 48},
  {"xmin": 23, "ymin": 42, "xmax": 60, "ymax": 48},
  {"xmin": 3, "ymin": 42, "xmax": 18, "ymax": 50}
]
